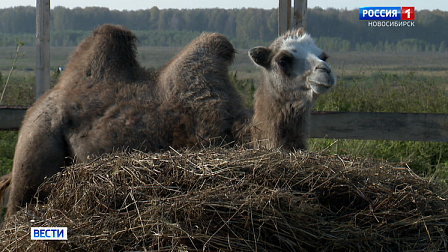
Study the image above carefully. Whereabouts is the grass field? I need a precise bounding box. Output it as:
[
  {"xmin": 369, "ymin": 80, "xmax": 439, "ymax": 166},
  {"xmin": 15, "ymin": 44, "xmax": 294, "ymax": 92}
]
[
  {"xmin": 3, "ymin": 46, "xmax": 447, "ymax": 79},
  {"xmin": 1, "ymin": 45, "xmax": 447, "ymax": 183}
]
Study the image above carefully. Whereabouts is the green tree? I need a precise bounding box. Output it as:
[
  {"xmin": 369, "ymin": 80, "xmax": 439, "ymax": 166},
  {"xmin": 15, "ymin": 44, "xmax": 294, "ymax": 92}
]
[
  {"xmin": 439, "ymin": 41, "xmax": 446, "ymax": 52},
  {"xmin": 149, "ymin": 6, "xmax": 160, "ymax": 30}
]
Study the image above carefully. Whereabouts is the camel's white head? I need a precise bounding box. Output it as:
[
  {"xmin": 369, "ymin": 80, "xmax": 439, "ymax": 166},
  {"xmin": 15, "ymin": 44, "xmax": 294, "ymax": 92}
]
[{"xmin": 249, "ymin": 28, "xmax": 336, "ymax": 96}]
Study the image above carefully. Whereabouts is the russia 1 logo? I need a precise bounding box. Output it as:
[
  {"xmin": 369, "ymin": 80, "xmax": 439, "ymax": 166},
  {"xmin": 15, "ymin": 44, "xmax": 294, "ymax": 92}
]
[{"xmin": 402, "ymin": 7, "xmax": 415, "ymax": 20}]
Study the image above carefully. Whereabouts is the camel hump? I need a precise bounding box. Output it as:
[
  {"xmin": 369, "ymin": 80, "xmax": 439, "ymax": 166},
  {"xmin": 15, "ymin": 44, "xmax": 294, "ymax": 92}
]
[
  {"xmin": 91, "ymin": 24, "xmax": 139, "ymax": 53},
  {"xmin": 65, "ymin": 24, "xmax": 141, "ymax": 82},
  {"xmin": 191, "ymin": 32, "xmax": 236, "ymax": 63},
  {"xmin": 92, "ymin": 24, "xmax": 136, "ymax": 38},
  {"xmin": 0, "ymin": 173, "xmax": 12, "ymax": 208}
]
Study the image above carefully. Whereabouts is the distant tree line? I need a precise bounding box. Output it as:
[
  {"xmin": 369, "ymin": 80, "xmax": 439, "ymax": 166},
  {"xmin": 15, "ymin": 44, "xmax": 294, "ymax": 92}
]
[{"xmin": 0, "ymin": 6, "xmax": 447, "ymax": 51}]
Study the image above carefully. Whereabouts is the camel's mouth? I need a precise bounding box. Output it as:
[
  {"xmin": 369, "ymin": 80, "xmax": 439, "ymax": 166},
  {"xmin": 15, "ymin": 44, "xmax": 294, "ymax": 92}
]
[
  {"xmin": 308, "ymin": 73, "xmax": 337, "ymax": 94},
  {"xmin": 308, "ymin": 79, "xmax": 335, "ymax": 87}
]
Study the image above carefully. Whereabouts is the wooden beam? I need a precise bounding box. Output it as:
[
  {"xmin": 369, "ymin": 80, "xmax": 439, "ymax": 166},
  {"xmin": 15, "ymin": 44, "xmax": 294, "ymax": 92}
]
[
  {"xmin": 0, "ymin": 106, "xmax": 27, "ymax": 131},
  {"xmin": 36, "ymin": 0, "xmax": 51, "ymax": 99},
  {"xmin": 278, "ymin": 0, "xmax": 291, "ymax": 35},
  {"xmin": 311, "ymin": 112, "xmax": 448, "ymax": 142},
  {"xmin": 1, "ymin": 109, "xmax": 448, "ymax": 142},
  {"xmin": 294, "ymin": 0, "xmax": 307, "ymax": 30}
]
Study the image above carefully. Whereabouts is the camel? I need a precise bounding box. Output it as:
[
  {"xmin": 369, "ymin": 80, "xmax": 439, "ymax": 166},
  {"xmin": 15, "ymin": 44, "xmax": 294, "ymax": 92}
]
[
  {"xmin": 249, "ymin": 28, "xmax": 336, "ymax": 150},
  {"xmin": 0, "ymin": 25, "xmax": 335, "ymax": 216}
]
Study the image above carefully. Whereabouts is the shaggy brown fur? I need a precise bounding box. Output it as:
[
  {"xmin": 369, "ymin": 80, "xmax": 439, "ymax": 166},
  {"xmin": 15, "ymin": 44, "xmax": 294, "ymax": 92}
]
[
  {"xmin": 0, "ymin": 24, "xmax": 249, "ymax": 216},
  {"xmin": 0, "ymin": 25, "xmax": 335, "ymax": 216}
]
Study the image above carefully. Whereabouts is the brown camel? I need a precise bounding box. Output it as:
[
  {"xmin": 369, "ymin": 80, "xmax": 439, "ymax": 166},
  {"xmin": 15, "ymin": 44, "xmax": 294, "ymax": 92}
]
[
  {"xmin": 0, "ymin": 25, "xmax": 335, "ymax": 216},
  {"xmin": 249, "ymin": 28, "xmax": 336, "ymax": 150}
]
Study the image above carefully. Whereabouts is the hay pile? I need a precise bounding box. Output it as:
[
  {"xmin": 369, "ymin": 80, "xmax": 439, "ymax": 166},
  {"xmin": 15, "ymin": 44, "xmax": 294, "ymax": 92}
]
[{"xmin": 1, "ymin": 147, "xmax": 448, "ymax": 251}]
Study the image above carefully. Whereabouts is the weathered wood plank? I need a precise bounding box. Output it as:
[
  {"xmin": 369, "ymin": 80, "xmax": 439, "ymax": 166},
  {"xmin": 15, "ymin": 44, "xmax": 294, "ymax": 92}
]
[
  {"xmin": 0, "ymin": 106, "xmax": 27, "ymax": 131},
  {"xmin": 311, "ymin": 112, "xmax": 448, "ymax": 142},
  {"xmin": 294, "ymin": 0, "xmax": 307, "ymax": 30},
  {"xmin": 36, "ymin": 0, "xmax": 51, "ymax": 99},
  {"xmin": 1, "ymin": 109, "xmax": 447, "ymax": 142},
  {"xmin": 278, "ymin": 0, "xmax": 291, "ymax": 35}
]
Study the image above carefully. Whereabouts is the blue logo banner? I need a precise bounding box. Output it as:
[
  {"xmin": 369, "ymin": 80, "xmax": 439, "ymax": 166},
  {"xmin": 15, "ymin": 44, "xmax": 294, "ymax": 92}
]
[
  {"xmin": 31, "ymin": 227, "xmax": 68, "ymax": 240},
  {"xmin": 359, "ymin": 7, "xmax": 402, "ymax": 20}
]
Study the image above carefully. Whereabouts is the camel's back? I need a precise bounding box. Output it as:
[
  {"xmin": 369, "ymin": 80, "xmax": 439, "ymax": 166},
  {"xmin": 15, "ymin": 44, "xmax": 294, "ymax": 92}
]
[{"xmin": 49, "ymin": 26, "xmax": 247, "ymax": 161}]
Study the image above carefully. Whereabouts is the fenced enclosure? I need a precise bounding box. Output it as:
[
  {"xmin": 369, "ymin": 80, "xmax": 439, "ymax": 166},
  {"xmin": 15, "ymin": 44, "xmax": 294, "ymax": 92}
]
[
  {"xmin": 0, "ymin": 0, "xmax": 447, "ymax": 143},
  {"xmin": 1, "ymin": 2, "xmax": 448, "ymax": 250}
]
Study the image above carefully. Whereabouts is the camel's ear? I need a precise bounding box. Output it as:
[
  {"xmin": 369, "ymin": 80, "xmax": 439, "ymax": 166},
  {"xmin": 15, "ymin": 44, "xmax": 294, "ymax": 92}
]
[{"xmin": 249, "ymin": 47, "xmax": 271, "ymax": 69}]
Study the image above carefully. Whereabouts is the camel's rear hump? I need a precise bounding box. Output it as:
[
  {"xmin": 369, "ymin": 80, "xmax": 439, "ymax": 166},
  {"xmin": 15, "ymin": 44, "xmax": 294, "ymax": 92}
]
[{"xmin": 59, "ymin": 24, "xmax": 144, "ymax": 90}]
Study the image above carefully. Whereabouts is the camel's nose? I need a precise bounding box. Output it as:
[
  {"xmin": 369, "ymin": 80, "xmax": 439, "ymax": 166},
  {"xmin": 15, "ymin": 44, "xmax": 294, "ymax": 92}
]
[{"xmin": 314, "ymin": 62, "xmax": 331, "ymax": 73}]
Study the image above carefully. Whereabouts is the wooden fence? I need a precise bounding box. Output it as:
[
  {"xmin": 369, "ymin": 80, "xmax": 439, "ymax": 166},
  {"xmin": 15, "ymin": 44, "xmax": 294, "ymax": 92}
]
[
  {"xmin": 0, "ymin": 1, "xmax": 447, "ymax": 143},
  {"xmin": 1, "ymin": 106, "xmax": 447, "ymax": 142},
  {"xmin": 279, "ymin": 0, "xmax": 307, "ymax": 34}
]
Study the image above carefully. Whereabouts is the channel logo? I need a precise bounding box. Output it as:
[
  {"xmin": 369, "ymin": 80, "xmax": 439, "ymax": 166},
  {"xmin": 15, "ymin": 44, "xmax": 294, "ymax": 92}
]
[
  {"xmin": 31, "ymin": 227, "xmax": 68, "ymax": 240},
  {"xmin": 359, "ymin": 7, "xmax": 415, "ymax": 20}
]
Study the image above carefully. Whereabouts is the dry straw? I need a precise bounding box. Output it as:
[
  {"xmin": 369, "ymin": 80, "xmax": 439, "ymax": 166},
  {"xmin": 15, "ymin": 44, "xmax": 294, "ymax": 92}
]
[{"xmin": 1, "ymin": 147, "xmax": 447, "ymax": 251}]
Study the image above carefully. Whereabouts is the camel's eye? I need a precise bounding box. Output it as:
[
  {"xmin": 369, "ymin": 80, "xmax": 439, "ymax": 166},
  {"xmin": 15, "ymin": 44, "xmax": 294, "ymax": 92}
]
[
  {"xmin": 277, "ymin": 56, "xmax": 293, "ymax": 68},
  {"xmin": 278, "ymin": 59, "xmax": 288, "ymax": 68},
  {"xmin": 276, "ymin": 55, "xmax": 293, "ymax": 76},
  {"xmin": 275, "ymin": 51, "xmax": 294, "ymax": 76}
]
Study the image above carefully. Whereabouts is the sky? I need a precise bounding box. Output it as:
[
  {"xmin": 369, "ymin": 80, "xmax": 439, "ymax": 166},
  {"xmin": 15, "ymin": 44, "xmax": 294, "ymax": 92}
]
[{"xmin": 0, "ymin": 0, "xmax": 447, "ymax": 11}]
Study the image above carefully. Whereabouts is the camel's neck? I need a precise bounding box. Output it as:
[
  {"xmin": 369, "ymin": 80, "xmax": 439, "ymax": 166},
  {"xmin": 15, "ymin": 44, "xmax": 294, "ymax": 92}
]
[{"xmin": 251, "ymin": 74, "xmax": 314, "ymax": 150}]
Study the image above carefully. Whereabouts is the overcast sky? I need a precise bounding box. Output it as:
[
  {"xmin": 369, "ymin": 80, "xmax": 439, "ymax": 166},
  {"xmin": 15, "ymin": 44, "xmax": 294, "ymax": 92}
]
[{"xmin": 1, "ymin": 0, "xmax": 447, "ymax": 11}]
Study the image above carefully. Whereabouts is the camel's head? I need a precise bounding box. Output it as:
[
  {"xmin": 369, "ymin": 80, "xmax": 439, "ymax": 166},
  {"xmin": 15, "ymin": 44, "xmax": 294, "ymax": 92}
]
[{"xmin": 249, "ymin": 28, "xmax": 336, "ymax": 96}]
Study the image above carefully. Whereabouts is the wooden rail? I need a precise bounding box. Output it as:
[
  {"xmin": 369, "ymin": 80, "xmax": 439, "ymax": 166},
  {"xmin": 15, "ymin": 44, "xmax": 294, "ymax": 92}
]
[
  {"xmin": 0, "ymin": 106, "xmax": 27, "ymax": 131},
  {"xmin": 1, "ymin": 107, "xmax": 447, "ymax": 142},
  {"xmin": 311, "ymin": 112, "xmax": 448, "ymax": 142}
]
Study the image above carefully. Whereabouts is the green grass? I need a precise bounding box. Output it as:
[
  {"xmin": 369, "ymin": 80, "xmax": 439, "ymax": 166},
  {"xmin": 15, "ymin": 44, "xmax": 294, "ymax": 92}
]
[
  {"xmin": 230, "ymin": 71, "xmax": 255, "ymax": 108},
  {"xmin": 0, "ymin": 131, "xmax": 17, "ymax": 176},
  {"xmin": 314, "ymin": 71, "xmax": 447, "ymax": 113},
  {"xmin": 309, "ymin": 139, "xmax": 448, "ymax": 183},
  {"xmin": 309, "ymin": 71, "xmax": 448, "ymax": 184}
]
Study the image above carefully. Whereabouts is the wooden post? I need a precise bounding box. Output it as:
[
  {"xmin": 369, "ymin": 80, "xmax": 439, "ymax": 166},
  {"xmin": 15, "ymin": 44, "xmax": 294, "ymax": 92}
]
[
  {"xmin": 278, "ymin": 0, "xmax": 291, "ymax": 36},
  {"xmin": 36, "ymin": 0, "xmax": 50, "ymax": 100},
  {"xmin": 294, "ymin": 0, "xmax": 307, "ymax": 30}
]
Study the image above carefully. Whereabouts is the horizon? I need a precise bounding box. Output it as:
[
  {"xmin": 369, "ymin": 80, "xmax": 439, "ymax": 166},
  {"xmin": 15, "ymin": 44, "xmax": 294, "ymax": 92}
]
[{"xmin": 1, "ymin": 0, "xmax": 447, "ymax": 12}]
